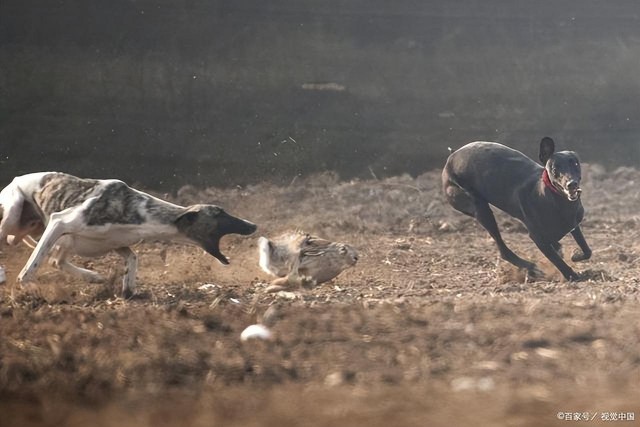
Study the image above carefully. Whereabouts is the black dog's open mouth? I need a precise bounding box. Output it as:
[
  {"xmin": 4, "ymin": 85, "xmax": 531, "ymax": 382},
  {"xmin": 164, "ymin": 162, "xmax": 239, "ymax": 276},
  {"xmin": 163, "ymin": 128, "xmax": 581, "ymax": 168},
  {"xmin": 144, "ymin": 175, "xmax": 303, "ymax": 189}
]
[{"xmin": 565, "ymin": 187, "xmax": 582, "ymax": 202}]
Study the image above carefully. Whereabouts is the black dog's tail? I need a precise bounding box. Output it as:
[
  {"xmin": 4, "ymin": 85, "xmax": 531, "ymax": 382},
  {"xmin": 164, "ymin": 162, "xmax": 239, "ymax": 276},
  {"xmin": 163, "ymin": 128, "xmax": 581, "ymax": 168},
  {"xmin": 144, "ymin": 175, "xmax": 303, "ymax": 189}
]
[
  {"xmin": 442, "ymin": 156, "xmax": 467, "ymax": 193},
  {"xmin": 442, "ymin": 159, "xmax": 478, "ymax": 218}
]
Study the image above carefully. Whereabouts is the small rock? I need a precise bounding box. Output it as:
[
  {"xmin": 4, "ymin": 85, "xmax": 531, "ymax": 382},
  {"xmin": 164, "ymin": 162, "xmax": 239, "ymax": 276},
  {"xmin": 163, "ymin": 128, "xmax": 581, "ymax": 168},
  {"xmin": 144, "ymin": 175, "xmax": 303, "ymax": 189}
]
[
  {"xmin": 325, "ymin": 372, "xmax": 344, "ymax": 387},
  {"xmin": 535, "ymin": 348, "xmax": 560, "ymax": 359},
  {"xmin": 476, "ymin": 377, "xmax": 495, "ymax": 391},
  {"xmin": 473, "ymin": 360, "xmax": 500, "ymax": 371},
  {"xmin": 276, "ymin": 291, "xmax": 298, "ymax": 300},
  {"xmin": 198, "ymin": 283, "xmax": 219, "ymax": 292},
  {"xmin": 511, "ymin": 351, "xmax": 529, "ymax": 361},
  {"xmin": 451, "ymin": 376, "xmax": 495, "ymax": 392},
  {"xmin": 240, "ymin": 324, "xmax": 272, "ymax": 341},
  {"xmin": 439, "ymin": 222, "xmax": 454, "ymax": 232},
  {"xmin": 451, "ymin": 376, "xmax": 475, "ymax": 391}
]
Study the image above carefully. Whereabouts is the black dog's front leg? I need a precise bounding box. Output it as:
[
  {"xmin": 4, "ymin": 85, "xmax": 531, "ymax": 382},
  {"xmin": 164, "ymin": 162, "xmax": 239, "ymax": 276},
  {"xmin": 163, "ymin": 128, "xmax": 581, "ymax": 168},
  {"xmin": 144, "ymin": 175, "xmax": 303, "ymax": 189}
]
[
  {"xmin": 570, "ymin": 226, "xmax": 592, "ymax": 262},
  {"xmin": 531, "ymin": 237, "xmax": 581, "ymax": 281}
]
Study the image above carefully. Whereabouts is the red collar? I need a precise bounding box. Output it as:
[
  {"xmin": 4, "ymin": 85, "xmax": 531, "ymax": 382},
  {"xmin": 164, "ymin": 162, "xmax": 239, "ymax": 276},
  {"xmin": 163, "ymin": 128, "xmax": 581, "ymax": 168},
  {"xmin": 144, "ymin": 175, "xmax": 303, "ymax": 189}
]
[{"xmin": 542, "ymin": 169, "xmax": 563, "ymax": 196}]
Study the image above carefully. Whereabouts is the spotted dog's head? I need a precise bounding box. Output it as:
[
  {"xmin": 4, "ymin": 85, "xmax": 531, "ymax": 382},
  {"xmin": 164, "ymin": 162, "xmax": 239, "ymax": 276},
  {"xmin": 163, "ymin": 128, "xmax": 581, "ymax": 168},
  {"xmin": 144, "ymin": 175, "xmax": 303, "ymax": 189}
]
[
  {"xmin": 0, "ymin": 182, "xmax": 45, "ymax": 245},
  {"xmin": 174, "ymin": 204, "xmax": 257, "ymax": 264},
  {"xmin": 539, "ymin": 137, "xmax": 582, "ymax": 202},
  {"xmin": 6, "ymin": 201, "xmax": 45, "ymax": 245}
]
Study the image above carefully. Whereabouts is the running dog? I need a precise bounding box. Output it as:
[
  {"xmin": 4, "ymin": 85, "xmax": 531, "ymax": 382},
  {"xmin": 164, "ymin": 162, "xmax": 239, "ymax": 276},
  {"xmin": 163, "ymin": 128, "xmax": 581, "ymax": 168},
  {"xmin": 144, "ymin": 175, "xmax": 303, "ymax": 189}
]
[
  {"xmin": 0, "ymin": 172, "xmax": 257, "ymax": 297},
  {"xmin": 442, "ymin": 137, "xmax": 591, "ymax": 281}
]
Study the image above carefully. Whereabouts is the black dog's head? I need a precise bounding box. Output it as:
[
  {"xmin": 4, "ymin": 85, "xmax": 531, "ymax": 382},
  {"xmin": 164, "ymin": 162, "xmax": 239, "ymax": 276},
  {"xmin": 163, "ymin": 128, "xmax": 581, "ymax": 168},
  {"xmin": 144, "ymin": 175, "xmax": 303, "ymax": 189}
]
[
  {"xmin": 539, "ymin": 137, "xmax": 582, "ymax": 202},
  {"xmin": 174, "ymin": 204, "xmax": 257, "ymax": 264}
]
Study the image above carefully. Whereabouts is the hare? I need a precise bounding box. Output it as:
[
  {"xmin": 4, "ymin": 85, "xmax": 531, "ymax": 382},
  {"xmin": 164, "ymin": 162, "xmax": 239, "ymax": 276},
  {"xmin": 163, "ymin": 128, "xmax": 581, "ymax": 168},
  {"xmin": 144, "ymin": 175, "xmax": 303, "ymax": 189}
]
[{"xmin": 258, "ymin": 230, "xmax": 358, "ymax": 292}]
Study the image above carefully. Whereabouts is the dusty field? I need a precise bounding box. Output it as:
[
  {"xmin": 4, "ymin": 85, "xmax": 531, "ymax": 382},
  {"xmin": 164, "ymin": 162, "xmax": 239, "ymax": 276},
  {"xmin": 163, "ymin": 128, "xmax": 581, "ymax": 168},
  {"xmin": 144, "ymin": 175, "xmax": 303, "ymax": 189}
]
[{"xmin": 1, "ymin": 165, "xmax": 639, "ymax": 427}]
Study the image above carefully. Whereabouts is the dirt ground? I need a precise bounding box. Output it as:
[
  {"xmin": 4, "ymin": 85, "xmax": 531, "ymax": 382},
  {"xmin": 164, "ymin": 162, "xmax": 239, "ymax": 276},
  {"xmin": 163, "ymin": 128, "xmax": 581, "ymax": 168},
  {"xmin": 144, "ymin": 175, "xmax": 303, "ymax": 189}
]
[{"xmin": 1, "ymin": 165, "xmax": 639, "ymax": 427}]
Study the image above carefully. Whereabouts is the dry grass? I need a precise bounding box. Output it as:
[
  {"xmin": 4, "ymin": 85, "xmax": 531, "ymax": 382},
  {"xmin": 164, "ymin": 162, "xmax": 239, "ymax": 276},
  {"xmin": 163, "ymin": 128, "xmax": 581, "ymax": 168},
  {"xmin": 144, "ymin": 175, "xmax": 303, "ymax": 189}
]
[{"xmin": 1, "ymin": 165, "xmax": 640, "ymax": 426}]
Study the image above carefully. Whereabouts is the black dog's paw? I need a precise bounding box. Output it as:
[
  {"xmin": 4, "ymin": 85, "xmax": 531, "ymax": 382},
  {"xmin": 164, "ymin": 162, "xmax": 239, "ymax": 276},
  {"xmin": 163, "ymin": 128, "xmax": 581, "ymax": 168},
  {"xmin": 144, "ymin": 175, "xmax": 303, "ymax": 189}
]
[
  {"xmin": 567, "ymin": 272, "xmax": 583, "ymax": 282},
  {"xmin": 526, "ymin": 265, "xmax": 546, "ymax": 281},
  {"xmin": 571, "ymin": 249, "xmax": 592, "ymax": 263}
]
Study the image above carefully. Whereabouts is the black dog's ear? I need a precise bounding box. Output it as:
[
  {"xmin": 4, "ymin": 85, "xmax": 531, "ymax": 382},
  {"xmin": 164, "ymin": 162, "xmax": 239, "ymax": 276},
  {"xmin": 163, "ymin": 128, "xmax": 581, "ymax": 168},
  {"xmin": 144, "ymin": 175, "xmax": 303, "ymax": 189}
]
[{"xmin": 539, "ymin": 137, "xmax": 555, "ymax": 164}]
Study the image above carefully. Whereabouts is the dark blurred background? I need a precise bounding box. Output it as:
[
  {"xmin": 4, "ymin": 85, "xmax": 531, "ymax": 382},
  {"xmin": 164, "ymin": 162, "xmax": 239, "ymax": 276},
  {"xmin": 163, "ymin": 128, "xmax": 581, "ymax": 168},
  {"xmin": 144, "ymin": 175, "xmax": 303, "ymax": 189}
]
[{"xmin": 1, "ymin": 0, "xmax": 639, "ymax": 190}]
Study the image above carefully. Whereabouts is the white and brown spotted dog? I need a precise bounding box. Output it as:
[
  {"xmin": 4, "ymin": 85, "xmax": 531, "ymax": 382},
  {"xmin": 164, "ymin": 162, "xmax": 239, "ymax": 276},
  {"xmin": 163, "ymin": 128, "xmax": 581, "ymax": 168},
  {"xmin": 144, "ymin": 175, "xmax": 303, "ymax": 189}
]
[{"xmin": 0, "ymin": 172, "xmax": 257, "ymax": 298}]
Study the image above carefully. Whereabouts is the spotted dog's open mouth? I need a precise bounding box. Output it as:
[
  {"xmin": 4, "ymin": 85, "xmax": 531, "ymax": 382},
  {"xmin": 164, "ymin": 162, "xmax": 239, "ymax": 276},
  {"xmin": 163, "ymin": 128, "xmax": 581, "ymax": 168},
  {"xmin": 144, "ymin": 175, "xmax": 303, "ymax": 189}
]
[
  {"xmin": 212, "ymin": 250, "xmax": 230, "ymax": 265},
  {"xmin": 207, "ymin": 238, "xmax": 230, "ymax": 265}
]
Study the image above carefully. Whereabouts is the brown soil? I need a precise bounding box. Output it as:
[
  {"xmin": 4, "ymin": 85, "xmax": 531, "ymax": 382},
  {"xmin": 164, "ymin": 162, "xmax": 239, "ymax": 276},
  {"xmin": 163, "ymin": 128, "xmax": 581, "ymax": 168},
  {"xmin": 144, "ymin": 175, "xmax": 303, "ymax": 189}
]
[{"xmin": 1, "ymin": 165, "xmax": 639, "ymax": 427}]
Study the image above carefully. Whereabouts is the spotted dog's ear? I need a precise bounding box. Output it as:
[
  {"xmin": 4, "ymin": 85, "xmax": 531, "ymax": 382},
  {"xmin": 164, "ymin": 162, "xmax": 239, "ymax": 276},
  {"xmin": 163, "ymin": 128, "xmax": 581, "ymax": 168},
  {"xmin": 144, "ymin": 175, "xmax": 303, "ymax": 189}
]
[
  {"xmin": 19, "ymin": 201, "xmax": 44, "ymax": 235},
  {"xmin": 174, "ymin": 206, "xmax": 200, "ymax": 228}
]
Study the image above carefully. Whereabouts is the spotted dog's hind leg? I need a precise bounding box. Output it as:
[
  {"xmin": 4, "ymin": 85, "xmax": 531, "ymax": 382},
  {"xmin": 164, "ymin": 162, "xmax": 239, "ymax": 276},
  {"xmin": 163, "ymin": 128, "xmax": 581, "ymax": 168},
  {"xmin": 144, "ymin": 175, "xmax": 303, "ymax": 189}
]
[
  {"xmin": 19, "ymin": 232, "xmax": 105, "ymax": 283},
  {"xmin": 22, "ymin": 235, "xmax": 39, "ymax": 249},
  {"xmin": 49, "ymin": 241, "xmax": 105, "ymax": 283},
  {"xmin": 17, "ymin": 206, "xmax": 86, "ymax": 284},
  {"xmin": 57, "ymin": 260, "xmax": 106, "ymax": 283},
  {"xmin": 115, "ymin": 247, "xmax": 138, "ymax": 298}
]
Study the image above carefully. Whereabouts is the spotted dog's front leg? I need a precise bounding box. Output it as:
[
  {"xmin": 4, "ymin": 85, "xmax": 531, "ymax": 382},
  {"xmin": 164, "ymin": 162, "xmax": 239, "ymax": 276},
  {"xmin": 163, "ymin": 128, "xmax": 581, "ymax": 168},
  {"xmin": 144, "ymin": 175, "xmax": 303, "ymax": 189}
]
[
  {"xmin": 17, "ymin": 208, "xmax": 84, "ymax": 285},
  {"xmin": 115, "ymin": 247, "xmax": 138, "ymax": 298}
]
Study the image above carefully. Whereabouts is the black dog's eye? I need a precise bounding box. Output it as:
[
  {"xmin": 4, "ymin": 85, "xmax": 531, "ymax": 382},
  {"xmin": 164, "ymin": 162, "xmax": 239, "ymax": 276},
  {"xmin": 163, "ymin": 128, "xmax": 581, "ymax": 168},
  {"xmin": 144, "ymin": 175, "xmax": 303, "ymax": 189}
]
[{"xmin": 552, "ymin": 167, "xmax": 558, "ymax": 177}]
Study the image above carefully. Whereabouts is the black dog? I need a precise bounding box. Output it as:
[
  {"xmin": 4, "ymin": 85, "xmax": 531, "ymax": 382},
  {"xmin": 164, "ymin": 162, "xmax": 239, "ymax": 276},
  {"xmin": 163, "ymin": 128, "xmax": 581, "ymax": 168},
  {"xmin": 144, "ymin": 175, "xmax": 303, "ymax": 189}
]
[{"xmin": 442, "ymin": 137, "xmax": 591, "ymax": 281}]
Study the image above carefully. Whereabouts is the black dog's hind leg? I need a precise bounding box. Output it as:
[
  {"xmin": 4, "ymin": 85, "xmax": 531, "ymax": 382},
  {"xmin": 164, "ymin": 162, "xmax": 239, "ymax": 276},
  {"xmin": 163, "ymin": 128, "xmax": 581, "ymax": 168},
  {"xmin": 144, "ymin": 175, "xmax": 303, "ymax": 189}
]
[
  {"xmin": 472, "ymin": 199, "xmax": 543, "ymax": 277},
  {"xmin": 443, "ymin": 178, "xmax": 476, "ymax": 218},
  {"xmin": 570, "ymin": 226, "xmax": 592, "ymax": 262},
  {"xmin": 444, "ymin": 179, "xmax": 542, "ymax": 276}
]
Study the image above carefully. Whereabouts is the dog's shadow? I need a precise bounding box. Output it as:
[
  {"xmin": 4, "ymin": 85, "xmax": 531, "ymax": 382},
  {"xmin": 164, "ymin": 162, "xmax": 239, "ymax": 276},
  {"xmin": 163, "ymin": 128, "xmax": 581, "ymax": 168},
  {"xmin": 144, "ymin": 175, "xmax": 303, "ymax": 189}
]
[
  {"xmin": 10, "ymin": 266, "xmax": 126, "ymax": 305},
  {"xmin": 496, "ymin": 260, "xmax": 614, "ymax": 286}
]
